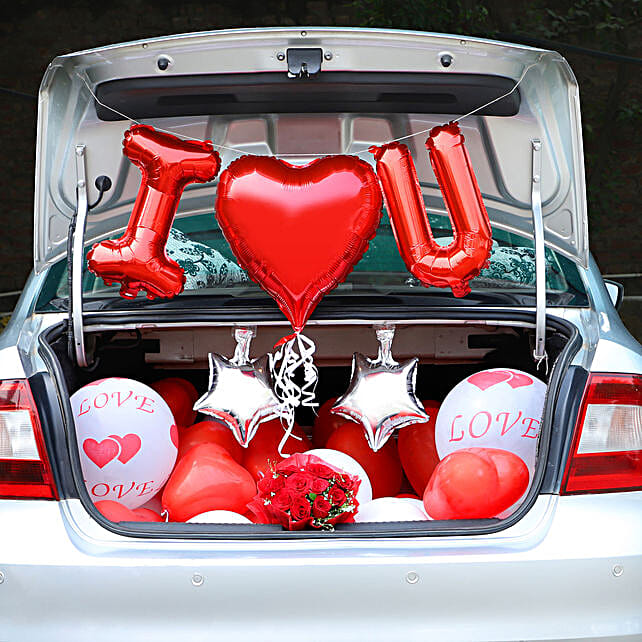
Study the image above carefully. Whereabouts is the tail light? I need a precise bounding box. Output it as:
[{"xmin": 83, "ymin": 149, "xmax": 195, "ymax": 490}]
[
  {"xmin": 0, "ymin": 379, "xmax": 58, "ymax": 499},
  {"xmin": 561, "ymin": 373, "xmax": 642, "ymax": 494}
]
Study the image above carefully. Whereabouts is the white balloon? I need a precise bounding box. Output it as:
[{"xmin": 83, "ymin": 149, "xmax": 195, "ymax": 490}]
[
  {"xmin": 355, "ymin": 497, "xmax": 430, "ymax": 523},
  {"xmin": 435, "ymin": 368, "xmax": 546, "ymax": 475},
  {"xmin": 71, "ymin": 377, "xmax": 178, "ymax": 509},
  {"xmin": 398, "ymin": 497, "xmax": 432, "ymax": 519},
  {"xmin": 139, "ymin": 491, "xmax": 163, "ymax": 514},
  {"xmin": 305, "ymin": 448, "xmax": 373, "ymax": 505},
  {"xmin": 187, "ymin": 510, "xmax": 251, "ymax": 524}
]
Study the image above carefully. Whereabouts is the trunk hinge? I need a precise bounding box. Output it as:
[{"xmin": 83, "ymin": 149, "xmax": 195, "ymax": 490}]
[
  {"xmin": 69, "ymin": 144, "xmax": 90, "ymax": 368},
  {"xmin": 531, "ymin": 139, "xmax": 548, "ymax": 372}
]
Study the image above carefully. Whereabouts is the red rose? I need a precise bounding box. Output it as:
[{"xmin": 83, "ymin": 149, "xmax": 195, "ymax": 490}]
[
  {"xmin": 285, "ymin": 472, "xmax": 313, "ymax": 494},
  {"xmin": 269, "ymin": 475, "xmax": 285, "ymax": 493},
  {"xmin": 311, "ymin": 476, "xmax": 330, "ymax": 494},
  {"xmin": 329, "ymin": 487, "xmax": 347, "ymax": 507},
  {"xmin": 257, "ymin": 476, "xmax": 273, "ymax": 494},
  {"xmin": 275, "ymin": 457, "xmax": 303, "ymax": 475},
  {"xmin": 290, "ymin": 495, "xmax": 312, "ymax": 522},
  {"xmin": 312, "ymin": 495, "xmax": 331, "ymax": 518},
  {"xmin": 336, "ymin": 473, "xmax": 355, "ymax": 491},
  {"xmin": 308, "ymin": 462, "xmax": 336, "ymax": 479},
  {"xmin": 269, "ymin": 506, "xmax": 291, "ymax": 529},
  {"xmin": 271, "ymin": 488, "xmax": 292, "ymax": 511}
]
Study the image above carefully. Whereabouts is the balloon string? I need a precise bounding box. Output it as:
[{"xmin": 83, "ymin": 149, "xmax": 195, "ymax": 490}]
[
  {"xmin": 268, "ymin": 332, "xmax": 318, "ymax": 456},
  {"xmin": 76, "ymin": 53, "xmax": 548, "ymax": 159},
  {"xmin": 297, "ymin": 332, "xmax": 319, "ymax": 410}
]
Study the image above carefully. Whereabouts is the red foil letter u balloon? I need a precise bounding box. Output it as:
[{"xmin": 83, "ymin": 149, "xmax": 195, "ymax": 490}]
[
  {"xmin": 88, "ymin": 125, "xmax": 221, "ymax": 299},
  {"xmin": 371, "ymin": 122, "xmax": 492, "ymax": 297}
]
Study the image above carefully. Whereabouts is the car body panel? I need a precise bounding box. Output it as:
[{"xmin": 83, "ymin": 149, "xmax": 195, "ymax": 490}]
[
  {"xmin": 1, "ymin": 493, "xmax": 641, "ymax": 640},
  {"xmin": 2, "ymin": 27, "xmax": 641, "ymax": 640},
  {"xmin": 34, "ymin": 28, "xmax": 588, "ymax": 272}
]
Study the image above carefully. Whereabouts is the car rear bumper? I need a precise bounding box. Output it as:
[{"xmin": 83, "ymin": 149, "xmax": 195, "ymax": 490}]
[{"xmin": 1, "ymin": 492, "xmax": 641, "ymax": 641}]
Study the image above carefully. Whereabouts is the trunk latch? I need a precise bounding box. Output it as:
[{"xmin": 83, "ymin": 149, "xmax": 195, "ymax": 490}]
[{"xmin": 287, "ymin": 48, "xmax": 323, "ymax": 78}]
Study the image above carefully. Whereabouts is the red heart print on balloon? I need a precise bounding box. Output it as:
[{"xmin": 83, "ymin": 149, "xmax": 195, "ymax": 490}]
[
  {"xmin": 216, "ymin": 155, "xmax": 382, "ymax": 332},
  {"xmin": 506, "ymin": 371, "xmax": 533, "ymax": 389},
  {"xmin": 170, "ymin": 424, "xmax": 179, "ymax": 449},
  {"xmin": 83, "ymin": 438, "xmax": 119, "ymax": 468},
  {"xmin": 467, "ymin": 369, "xmax": 533, "ymax": 391},
  {"xmin": 109, "ymin": 434, "xmax": 142, "ymax": 464}
]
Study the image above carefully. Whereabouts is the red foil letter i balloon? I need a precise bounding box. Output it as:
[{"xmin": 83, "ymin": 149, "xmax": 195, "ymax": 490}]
[
  {"xmin": 87, "ymin": 125, "xmax": 221, "ymax": 299},
  {"xmin": 371, "ymin": 122, "xmax": 493, "ymax": 297}
]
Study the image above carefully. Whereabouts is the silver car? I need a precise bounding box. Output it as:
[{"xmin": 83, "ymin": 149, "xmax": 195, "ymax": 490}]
[{"xmin": 1, "ymin": 27, "xmax": 641, "ymax": 641}]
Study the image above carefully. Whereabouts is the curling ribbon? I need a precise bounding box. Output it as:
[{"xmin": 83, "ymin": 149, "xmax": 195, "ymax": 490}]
[{"xmin": 269, "ymin": 332, "xmax": 319, "ymax": 456}]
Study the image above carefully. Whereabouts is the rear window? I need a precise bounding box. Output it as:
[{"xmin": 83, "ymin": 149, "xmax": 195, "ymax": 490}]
[
  {"xmin": 36, "ymin": 103, "xmax": 588, "ymax": 311},
  {"xmin": 35, "ymin": 209, "xmax": 588, "ymax": 312}
]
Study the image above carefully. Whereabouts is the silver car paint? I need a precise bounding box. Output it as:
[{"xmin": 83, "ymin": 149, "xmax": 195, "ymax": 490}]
[{"xmin": 35, "ymin": 27, "xmax": 588, "ymax": 271}]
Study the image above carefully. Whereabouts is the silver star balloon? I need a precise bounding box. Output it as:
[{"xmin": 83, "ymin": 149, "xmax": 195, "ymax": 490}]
[
  {"xmin": 331, "ymin": 325, "xmax": 428, "ymax": 452},
  {"xmin": 193, "ymin": 327, "xmax": 288, "ymax": 447}
]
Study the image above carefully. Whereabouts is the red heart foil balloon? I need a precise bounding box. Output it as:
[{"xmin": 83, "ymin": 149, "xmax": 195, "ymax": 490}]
[
  {"xmin": 479, "ymin": 448, "xmax": 530, "ymax": 510},
  {"xmin": 178, "ymin": 420, "xmax": 244, "ymax": 463},
  {"xmin": 423, "ymin": 447, "xmax": 529, "ymax": 520},
  {"xmin": 216, "ymin": 155, "xmax": 382, "ymax": 331},
  {"xmin": 326, "ymin": 422, "xmax": 402, "ymax": 498},
  {"xmin": 162, "ymin": 443, "xmax": 256, "ymax": 522},
  {"xmin": 397, "ymin": 400, "xmax": 441, "ymax": 496}
]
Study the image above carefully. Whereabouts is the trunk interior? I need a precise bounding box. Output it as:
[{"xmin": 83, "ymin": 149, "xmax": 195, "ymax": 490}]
[{"xmin": 42, "ymin": 314, "xmax": 576, "ymax": 538}]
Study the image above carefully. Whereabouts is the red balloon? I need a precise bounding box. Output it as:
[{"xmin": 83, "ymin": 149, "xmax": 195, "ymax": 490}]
[
  {"xmin": 150, "ymin": 377, "xmax": 198, "ymax": 427},
  {"xmin": 87, "ymin": 125, "xmax": 221, "ymax": 299},
  {"xmin": 326, "ymin": 422, "xmax": 403, "ymax": 499},
  {"xmin": 162, "ymin": 443, "xmax": 256, "ymax": 522},
  {"xmin": 396, "ymin": 493, "xmax": 421, "ymax": 500},
  {"xmin": 371, "ymin": 122, "xmax": 492, "ymax": 297},
  {"xmin": 178, "ymin": 420, "xmax": 244, "ymax": 463},
  {"xmin": 132, "ymin": 508, "xmax": 163, "ymax": 522},
  {"xmin": 95, "ymin": 500, "xmax": 162, "ymax": 522},
  {"xmin": 216, "ymin": 155, "xmax": 382, "ymax": 331},
  {"xmin": 312, "ymin": 397, "xmax": 359, "ymax": 447},
  {"xmin": 423, "ymin": 448, "xmax": 529, "ymax": 520},
  {"xmin": 241, "ymin": 419, "xmax": 311, "ymax": 482},
  {"xmin": 398, "ymin": 400, "xmax": 441, "ymax": 496}
]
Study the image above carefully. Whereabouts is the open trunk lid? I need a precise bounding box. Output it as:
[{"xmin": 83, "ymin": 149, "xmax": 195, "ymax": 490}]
[{"xmin": 34, "ymin": 27, "xmax": 588, "ymax": 274}]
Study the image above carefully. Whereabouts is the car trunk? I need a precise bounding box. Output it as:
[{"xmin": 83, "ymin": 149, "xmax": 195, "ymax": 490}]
[
  {"xmin": 32, "ymin": 28, "xmax": 588, "ymax": 537},
  {"xmin": 39, "ymin": 310, "xmax": 578, "ymax": 538}
]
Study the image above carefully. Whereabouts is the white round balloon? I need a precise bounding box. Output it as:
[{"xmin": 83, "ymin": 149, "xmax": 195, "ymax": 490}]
[
  {"xmin": 187, "ymin": 510, "xmax": 251, "ymax": 524},
  {"xmin": 305, "ymin": 448, "xmax": 373, "ymax": 505},
  {"xmin": 139, "ymin": 491, "xmax": 163, "ymax": 515},
  {"xmin": 435, "ymin": 368, "xmax": 546, "ymax": 475},
  {"xmin": 355, "ymin": 497, "xmax": 429, "ymax": 523},
  {"xmin": 71, "ymin": 377, "xmax": 178, "ymax": 509}
]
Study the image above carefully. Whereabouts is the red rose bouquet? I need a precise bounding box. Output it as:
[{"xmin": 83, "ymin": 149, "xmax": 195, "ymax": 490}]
[{"xmin": 247, "ymin": 453, "xmax": 361, "ymax": 530}]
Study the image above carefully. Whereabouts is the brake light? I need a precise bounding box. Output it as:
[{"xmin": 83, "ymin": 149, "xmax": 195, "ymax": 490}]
[
  {"xmin": 561, "ymin": 373, "xmax": 642, "ymax": 494},
  {"xmin": 0, "ymin": 380, "xmax": 58, "ymax": 499}
]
